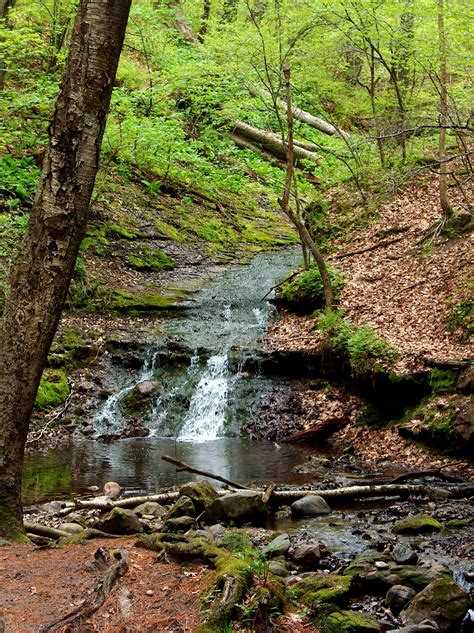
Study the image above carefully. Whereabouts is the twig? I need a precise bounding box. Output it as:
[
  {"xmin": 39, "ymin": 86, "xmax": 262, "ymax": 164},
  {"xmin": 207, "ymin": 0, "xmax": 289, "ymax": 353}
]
[
  {"xmin": 161, "ymin": 454, "xmax": 247, "ymax": 489},
  {"xmin": 26, "ymin": 393, "xmax": 73, "ymax": 445},
  {"xmin": 333, "ymin": 236, "xmax": 404, "ymax": 260},
  {"xmin": 260, "ymin": 270, "xmax": 300, "ymax": 301},
  {"xmin": 388, "ymin": 279, "xmax": 426, "ymax": 301}
]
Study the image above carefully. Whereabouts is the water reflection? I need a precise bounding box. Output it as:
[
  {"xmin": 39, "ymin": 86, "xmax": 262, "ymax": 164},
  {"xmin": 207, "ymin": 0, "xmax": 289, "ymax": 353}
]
[{"xmin": 23, "ymin": 438, "xmax": 313, "ymax": 504}]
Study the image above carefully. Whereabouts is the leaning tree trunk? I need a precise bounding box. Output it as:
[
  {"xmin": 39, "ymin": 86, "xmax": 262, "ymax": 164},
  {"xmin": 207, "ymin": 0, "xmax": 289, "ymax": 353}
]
[
  {"xmin": 0, "ymin": 0, "xmax": 131, "ymax": 540},
  {"xmin": 437, "ymin": 0, "xmax": 451, "ymax": 216}
]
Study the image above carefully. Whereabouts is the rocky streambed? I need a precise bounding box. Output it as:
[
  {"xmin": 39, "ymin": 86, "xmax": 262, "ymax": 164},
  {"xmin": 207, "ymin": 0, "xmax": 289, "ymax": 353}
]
[{"xmin": 18, "ymin": 471, "xmax": 474, "ymax": 633}]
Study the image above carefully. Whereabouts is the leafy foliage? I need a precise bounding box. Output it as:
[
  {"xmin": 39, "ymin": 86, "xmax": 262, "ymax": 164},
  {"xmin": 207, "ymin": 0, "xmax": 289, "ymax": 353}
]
[
  {"xmin": 279, "ymin": 265, "xmax": 344, "ymax": 312},
  {"xmin": 316, "ymin": 309, "xmax": 398, "ymax": 374}
]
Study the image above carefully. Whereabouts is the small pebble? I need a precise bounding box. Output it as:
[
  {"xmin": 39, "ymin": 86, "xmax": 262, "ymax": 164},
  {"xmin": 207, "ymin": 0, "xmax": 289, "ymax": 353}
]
[{"xmin": 145, "ymin": 590, "xmax": 154, "ymax": 596}]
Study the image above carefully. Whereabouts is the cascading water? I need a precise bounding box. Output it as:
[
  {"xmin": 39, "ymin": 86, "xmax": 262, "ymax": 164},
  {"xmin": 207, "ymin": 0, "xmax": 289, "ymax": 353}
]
[
  {"xmin": 92, "ymin": 250, "xmax": 301, "ymax": 440},
  {"xmin": 178, "ymin": 354, "xmax": 229, "ymax": 441}
]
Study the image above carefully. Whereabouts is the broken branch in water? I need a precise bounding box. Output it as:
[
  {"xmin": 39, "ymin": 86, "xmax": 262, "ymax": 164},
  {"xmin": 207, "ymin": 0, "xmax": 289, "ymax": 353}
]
[{"xmin": 161, "ymin": 454, "xmax": 248, "ymax": 489}]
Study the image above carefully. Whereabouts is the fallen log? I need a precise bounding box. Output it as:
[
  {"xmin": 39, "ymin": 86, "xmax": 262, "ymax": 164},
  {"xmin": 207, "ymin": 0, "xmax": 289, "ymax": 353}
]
[
  {"xmin": 161, "ymin": 454, "xmax": 248, "ymax": 489},
  {"xmin": 74, "ymin": 481, "xmax": 474, "ymax": 512},
  {"xmin": 229, "ymin": 132, "xmax": 287, "ymax": 169},
  {"xmin": 257, "ymin": 89, "xmax": 351, "ymax": 140},
  {"xmin": 40, "ymin": 548, "xmax": 129, "ymax": 632},
  {"xmin": 23, "ymin": 522, "xmax": 70, "ymax": 540},
  {"xmin": 232, "ymin": 120, "xmax": 320, "ymax": 164},
  {"xmin": 285, "ymin": 416, "xmax": 349, "ymax": 443}
]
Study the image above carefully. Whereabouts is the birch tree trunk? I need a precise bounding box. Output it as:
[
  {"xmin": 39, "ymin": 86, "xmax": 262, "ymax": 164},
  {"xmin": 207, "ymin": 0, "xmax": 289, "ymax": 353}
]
[
  {"xmin": 438, "ymin": 0, "xmax": 451, "ymax": 216},
  {"xmin": 0, "ymin": 0, "xmax": 131, "ymax": 540}
]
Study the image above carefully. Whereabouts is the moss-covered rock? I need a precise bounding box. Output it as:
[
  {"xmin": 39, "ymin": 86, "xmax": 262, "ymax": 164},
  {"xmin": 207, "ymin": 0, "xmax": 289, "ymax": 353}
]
[
  {"xmin": 93, "ymin": 508, "xmax": 142, "ymax": 535},
  {"xmin": 295, "ymin": 573, "xmax": 352, "ymax": 611},
  {"xmin": 392, "ymin": 515, "xmax": 442, "ymax": 535},
  {"xmin": 166, "ymin": 495, "xmax": 196, "ymax": 519},
  {"xmin": 400, "ymin": 576, "xmax": 472, "ymax": 631},
  {"xmin": 276, "ymin": 265, "xmax": 344, "ymax": 314},
  {"xmin": 179, "ymin": 480, "xmax": 218, "ymax": 514},
  {"xmin": 111, "ymin": 289, "xmax": 184, "ymax": 314},
  {"xmin": 205, "ymin": 490, "xmax": 268, "ymax": 527},
  {"xmin": 35, "ymin": 369, "xmax": 69, "ymax": 410},
  {"xmin": 319, "ymin": 610, "xmax": 380, "ymax": 632}
]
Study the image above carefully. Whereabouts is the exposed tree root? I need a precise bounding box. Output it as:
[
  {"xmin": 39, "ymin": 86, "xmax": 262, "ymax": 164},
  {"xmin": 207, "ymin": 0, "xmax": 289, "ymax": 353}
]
[{"xmin": 40, "ymin": 548, "xmax": 129, "ymax": 632}]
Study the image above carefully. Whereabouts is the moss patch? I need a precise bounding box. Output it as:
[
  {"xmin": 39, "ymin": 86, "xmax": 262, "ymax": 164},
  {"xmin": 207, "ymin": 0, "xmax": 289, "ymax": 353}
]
[
  {"xmin": 35, "ymin": 369, "xmax": 69, "ymax": 410},
  {"xmin": 111, "ymin": 289, "xmax": 184, "ymax": 314},
  {"xmin": 319, "ymin": 610, "xmax": 379, "ymax": 632},
  {"xmin": 128, "ymin": 248, "xmax": 174, "ymax": 271},
  {"xmin": 392, "ymin": 515, "xmax": 442, "ymax": 535},
  {"xmin": 295, "ymin": 573, "xmax": 352, "ymax": 610}
]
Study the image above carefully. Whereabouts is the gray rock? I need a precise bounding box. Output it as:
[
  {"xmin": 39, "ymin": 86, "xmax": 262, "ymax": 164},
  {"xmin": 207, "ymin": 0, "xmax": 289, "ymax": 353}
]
[
  {"xmin": 39, "ymin": 500, "xmax": 66, "ymax": 514},
  {"xmin": 269, "ymin": 559, "xmax": 289, "ymax": 577},
  {"xmin": 263, "ymin": 533, "xmax": 290, "ymax": 558},
  {"xmin": 393, "ymin": 543, "xmax": 418, "ymax": 565},
  {"xmin": 386, "ymin": 584, "xmax": 417, "ymax": 615},
  {"xmin": 163, "ymin": 516, "xmax": 197, "ymax": 533},
  {"xmin": 206, "ymin": 523, "xmax": 226, "ymax": 543},
  {"xmin": 134, "ymin": 502, "xmax": 166, "ymax": 518},
  {"xmin": 292, "ymin": 541, "xmax": 321, "ymax": 569},
  {"xmin": 290, "ymin": 495, "xmax": 331, "ymax": 518},
  {"xmin": 59, "ymin": 522, "xmax": 84, "ymax": 535},
  {"xmin": 166, "ymin": 495, "xmax": 196, "ymax": 519},
  {"xmin": 93, "ymin": 507, "xmax": 142, "ymax": 535},
  {"xmin": 184, "ymin": 529, "xmax": 214, "ymax": 543},
  {"xmin": 179, "ymin": 480, "xmax": 218, "ymax": 513},
  {"xmin": 400, "ymin": 577, "xmax": 471, "ymax": 631},
  {"xmin": 205, "ymin": 490, "xmax": 268, "ymax": 526},
  {"xmin": 0, "ymin": 539, "xmax": 11, "ymax": 547}
]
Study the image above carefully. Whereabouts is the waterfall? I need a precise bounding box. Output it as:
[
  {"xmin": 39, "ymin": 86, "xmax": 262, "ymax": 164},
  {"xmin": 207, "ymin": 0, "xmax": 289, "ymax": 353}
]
[
  {"xmin": 178, "ymin": 354, "xmax": 230, "ymax": 441},
  {"xmin": 93, "ymin": 349, "xmax": 158, "ymax": 436}
]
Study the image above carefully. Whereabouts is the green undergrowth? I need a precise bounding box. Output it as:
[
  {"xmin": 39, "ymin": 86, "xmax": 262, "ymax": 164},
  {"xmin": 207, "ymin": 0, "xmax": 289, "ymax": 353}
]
[
  {"xmin": 278, "ymin": 265, "xmax": 344, "ymax": 313},
  {"xmin": 315, "ymin": 309, "xmax": 398, "ymax": 375},
  {"xmin": 128, "ymin": 248, "xmax": 174, "ymax": 272}
]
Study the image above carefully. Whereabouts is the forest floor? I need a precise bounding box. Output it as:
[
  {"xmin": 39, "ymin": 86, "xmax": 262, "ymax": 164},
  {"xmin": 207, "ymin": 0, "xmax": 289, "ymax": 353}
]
[
  {"xmin": 263, "ymin": 176, "xmax": 473, "ymax": 478},
  {"xmin": 0, "ymin": 537, "xmax": 312, "ymax": 632}
]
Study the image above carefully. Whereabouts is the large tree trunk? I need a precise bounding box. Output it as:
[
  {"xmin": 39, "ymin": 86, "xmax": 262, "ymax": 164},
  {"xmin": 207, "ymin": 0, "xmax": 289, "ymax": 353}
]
[
  {"xmin": 0, "ymin": 0, "xmax": 15, "ymax": 90},
  {"xmin": 0, "ymin": 0, "xmax": 131, "ymax": 540},
  {"xmin": 231, "ymin": 120, "xmax": 320, "ymax": 164}
]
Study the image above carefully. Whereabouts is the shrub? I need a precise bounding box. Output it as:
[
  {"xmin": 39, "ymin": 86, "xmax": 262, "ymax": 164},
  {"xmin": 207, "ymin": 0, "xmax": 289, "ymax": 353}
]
[
  {"xmin": 316, "ymin": 309, "xmax": 397, "ymax": 374},
  {"xmin": 278, "ymin": 265, "xmax": 344, "ymax": 312}
]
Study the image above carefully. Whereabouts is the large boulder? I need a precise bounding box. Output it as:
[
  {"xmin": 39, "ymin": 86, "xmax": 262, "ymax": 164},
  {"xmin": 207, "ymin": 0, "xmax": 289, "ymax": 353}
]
[
  {"xmin": 205, "ymin": 490, "xmax": 268, "ymax": 526},
  {"xmin": 392, "ymin": 621, "xmax": 440, "ymax": 632},
  {"xmin": 292, "ymin": 541, "xmax": 322, "ymax": 569},
  {"xmin": 166, "ymin": 495, "xmax": 196, "ymax": 519},
  {"xmin": 179, "ymin": 480, "xmax": 218, "ymax": 514},
  {"xmin": 163, "ymin": 516, "xmax": 197, "ymax": 533},
  {"xmin": 134, "ymin": 502, "xmax": 166, "ymax": 518},
  {"xmin": 291, "ymin": 495, "xmax": 331, "ymax": 518},
  {"xmin": 392, "ymin": 515, "xmax": 442, "ymax": 535},
  {"xmin": 386, "ymin": 584, "xmax": 417, "ymax": 615},
  {"xmin": 399, "ymin": 576, "xmax": 471, "ymax": 632},
  {"xmin": 93, "ymin": 508, "xmax": 142, "ymax": 535}
]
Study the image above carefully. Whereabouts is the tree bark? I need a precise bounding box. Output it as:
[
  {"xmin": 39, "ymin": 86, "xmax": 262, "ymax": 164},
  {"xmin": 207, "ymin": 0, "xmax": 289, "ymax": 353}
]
[
  {"xmin": 231, "ymin": 120, "xmax": 320, "ymax": 164},
  {"xmin": 0, "ymin": 0, "xmax": 131, "ymax": 540},
  {"xmin": 438, "ymin": 0, "xmax": 451, "ymax": 216},
  {"xmin": 197, "ymin": 0, "xmax": 211, "ymax": 41}
]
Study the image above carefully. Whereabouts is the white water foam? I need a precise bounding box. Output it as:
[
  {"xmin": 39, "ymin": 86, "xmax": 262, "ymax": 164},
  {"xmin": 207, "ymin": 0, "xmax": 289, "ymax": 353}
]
[{"xmin": 178, "ymin": 354, "xmax": 229, "ymax": 441}]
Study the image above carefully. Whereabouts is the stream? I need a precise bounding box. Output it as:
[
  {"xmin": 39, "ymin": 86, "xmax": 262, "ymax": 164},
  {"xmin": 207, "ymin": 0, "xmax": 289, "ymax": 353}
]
[{"xmin": 22, "ymin": 250, "xmax": 474, "ymax": 609}]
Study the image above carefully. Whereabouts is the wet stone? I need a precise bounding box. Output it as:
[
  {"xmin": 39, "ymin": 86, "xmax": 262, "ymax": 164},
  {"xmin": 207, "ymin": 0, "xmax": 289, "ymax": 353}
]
[
  {"xmin": 392, "ymin": 543, "xmax": 418, "ymax": 565},
  {"xmin": 263, "ymin": 533, "xmax": 290, "ymax": 557},
  {"xmin": 58, "ymin": 523, "xmax": 84, "ymax": 535},
  {"xmin": 290, "ymin": 494, "xmax": 331, "ymax": 518},
  {"xmin": 386, "ymin": 584, "xmax": 417, "ymax": 615},
  {"xmin": 163, "ymin": 516, "xmax": 197, "ymax": 533}
]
